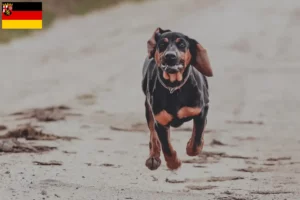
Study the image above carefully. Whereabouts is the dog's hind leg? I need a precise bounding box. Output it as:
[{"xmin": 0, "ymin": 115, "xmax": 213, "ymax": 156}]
[
  {"xmin": 144, "ymin": 101, "xmax": 162, "ymax": 170},
  {"xmin": 186, "ymin": 105, "xmax": 209, "ymax": 156}
]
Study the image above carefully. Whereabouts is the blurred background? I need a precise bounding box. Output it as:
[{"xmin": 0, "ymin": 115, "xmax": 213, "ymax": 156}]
[{"xmin": 0, "ymin": 0, "xmax": 300, "ymax": 199}]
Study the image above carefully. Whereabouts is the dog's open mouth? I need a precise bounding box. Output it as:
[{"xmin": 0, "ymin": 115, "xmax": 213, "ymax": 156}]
[{"xmin": 161, "ymin": 62, "xmax": 184, "ymax": 82}]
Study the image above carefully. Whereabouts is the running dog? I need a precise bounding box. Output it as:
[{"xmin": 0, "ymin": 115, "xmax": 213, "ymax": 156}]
[{"xmin": 142, "ymin": 27, "xmax": 213, "ymax": 170}]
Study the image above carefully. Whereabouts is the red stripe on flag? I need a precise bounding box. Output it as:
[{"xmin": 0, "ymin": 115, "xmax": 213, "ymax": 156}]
[{"xmin": 2, "ymin": 11, "xmax": 42, "ymax": 20}]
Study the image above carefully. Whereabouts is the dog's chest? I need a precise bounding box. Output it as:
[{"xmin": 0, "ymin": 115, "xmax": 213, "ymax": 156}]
[{"xmin": 151, "ymin": 86, "xmax": 199, "ymax": 117}]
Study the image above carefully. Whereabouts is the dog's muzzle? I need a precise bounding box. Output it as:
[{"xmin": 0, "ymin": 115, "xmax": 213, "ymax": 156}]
[
  {"xmin": 161, "ymin": 52, "xmax": 183, "ymax": 74},
  {"xmin": 162, "ymin": 65, "xmax": 183, "ymax": 74}
]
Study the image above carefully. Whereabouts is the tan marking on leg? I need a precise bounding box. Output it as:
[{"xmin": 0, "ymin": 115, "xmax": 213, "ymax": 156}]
[
  {"xmin": 186, "ymin": 137, "xmax": 204, "ymax": 156},
  {"xmin": 165, "ymin": 151, "xmax": 181, "ymax": 170},
  {"xmin": 145, "ymin": 104, "xmax": 161, "ymax": 170},
  {"xmin": 148, "ymin": 116, "xmax": 161, "ymax": 158},
  {"xmin": 163, "ymin": 129, "xmax": 181, "ymax": 170},
  {"xmin": 177, "ymin": 107, "xmax": 201, "ymax": 119},
  {"xmin": 164, "ymin": 151, "xmax": 182, "ymax": 170},
  {"xmin": 186, "ymin": 120, "xmax": 205, "ymax": 156},
  {"xmin": 155, "ymin": 110, "xmax": 173, "ymax": 126}
]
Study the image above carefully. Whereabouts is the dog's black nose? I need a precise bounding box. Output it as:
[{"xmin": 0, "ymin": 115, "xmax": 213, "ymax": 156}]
[
  {"xmin": 164, "ymin": 53, "xmax": 177, "ymax": 66},
  {"xmin": 165, "ymin": 53, "xmax": 177, "ymax": 62},
  {"xmin": 165, "ymin": 53, "xmax": 176, "ymax": 61}
]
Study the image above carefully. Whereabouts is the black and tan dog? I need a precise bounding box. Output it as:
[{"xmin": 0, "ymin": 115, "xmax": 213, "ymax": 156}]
[{"xmin": 142, "ymin": 28, "xmax": 213, "ymax": 170}]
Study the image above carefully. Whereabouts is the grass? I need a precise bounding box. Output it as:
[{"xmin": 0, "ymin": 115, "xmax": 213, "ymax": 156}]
[{"xmin": 0, "ymin": 0, "xmax": 144, "ymax": 44}]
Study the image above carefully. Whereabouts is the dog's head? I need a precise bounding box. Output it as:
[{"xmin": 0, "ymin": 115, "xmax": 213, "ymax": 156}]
[{"xmin": 147, "ymin": 27, "xmax": 213, "ymax": 81}]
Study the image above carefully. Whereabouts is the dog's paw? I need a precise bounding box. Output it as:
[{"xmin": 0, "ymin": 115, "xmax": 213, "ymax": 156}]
[
  {"xmin": 186, "ymin": 139, "xmax": 204, "ymax": 157},
  {"xmin": 145, "ymin": 157, "xmax": 161, "ymax": 170},
  {"xmin": 165, "ymin": 151, "xmax": 182, "ymax": 170},
  {"xmin": 166, "ymin": 159, "xmax": 182, "ymax": 170}
]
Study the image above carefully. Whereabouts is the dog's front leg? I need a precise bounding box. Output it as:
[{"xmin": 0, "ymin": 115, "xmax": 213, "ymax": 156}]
[
  {"xmin": 145, "ymin": 101, "xmax": 162, "ymax": 170},
  {"xmin": 155, "ymin": 122, "xmax": 181, "ymax": 170},
  {"xmin": 186, "ymin": 105, "xmax": 209, "ymax": 156}
]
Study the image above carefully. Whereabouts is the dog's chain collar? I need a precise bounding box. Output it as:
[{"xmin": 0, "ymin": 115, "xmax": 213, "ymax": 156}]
[{"xmin": 157, "ymin": 66, "xmax": 192, "ymax": 94}]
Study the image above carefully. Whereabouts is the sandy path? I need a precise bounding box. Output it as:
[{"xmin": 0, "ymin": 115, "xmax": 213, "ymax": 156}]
[{"xmin": 1, "ymin": 0, "xmax": 300, "ymax": 199}]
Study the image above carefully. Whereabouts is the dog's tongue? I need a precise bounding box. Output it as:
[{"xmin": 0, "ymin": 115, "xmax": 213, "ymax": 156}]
[
  {"xmin": 169, "ymin": 74, "xmax": 177, "ymax": 82},
  {"xmin": 170, "ymin": 72, "xmax": 183, "ymax": 82},
  {"xmin": 163, "ymin": 71, "xmax": 183, "ymax": 82},
  {"xmin": 176, "ymin": 72, "xmax": 183, "ymax": 81},
  {"xmin": 163, "ymin": 71, "xmax": 170, "ymax": 80}
]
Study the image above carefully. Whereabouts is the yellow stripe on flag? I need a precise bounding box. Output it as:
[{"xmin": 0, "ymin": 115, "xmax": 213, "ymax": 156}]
[{"xmin": 2, "ymin": 20, "xmax": 42, "ymax": 29}]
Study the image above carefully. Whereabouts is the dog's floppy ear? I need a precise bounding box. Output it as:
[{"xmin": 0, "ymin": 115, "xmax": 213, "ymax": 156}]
[
  {"xmin": 147, "ymin": 27, "xmax": 171, "ymax": 59},
  {"xmin": 188, "ymin": 37, "xmax": 213, "ymax": 77}
]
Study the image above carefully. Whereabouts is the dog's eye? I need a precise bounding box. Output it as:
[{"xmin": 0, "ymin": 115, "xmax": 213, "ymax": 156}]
[
  {"xmin": 159, "ymin": 42, "xmax": 167, "ymax": 49},
  {"xmin": 178, "ymin": 42, "xmax": 186, "ymax": 48}
]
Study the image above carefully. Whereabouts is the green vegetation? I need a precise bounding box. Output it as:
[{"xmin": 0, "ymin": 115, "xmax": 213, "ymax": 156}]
[{"xmin": 0, "ymin": 0, "xmax": 144, "ymax": 44}]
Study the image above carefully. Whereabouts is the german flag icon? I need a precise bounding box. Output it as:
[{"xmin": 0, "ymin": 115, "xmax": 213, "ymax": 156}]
[{"xmin": 2, "ymin": 2, "xmax": 42, "ymax": 29}]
